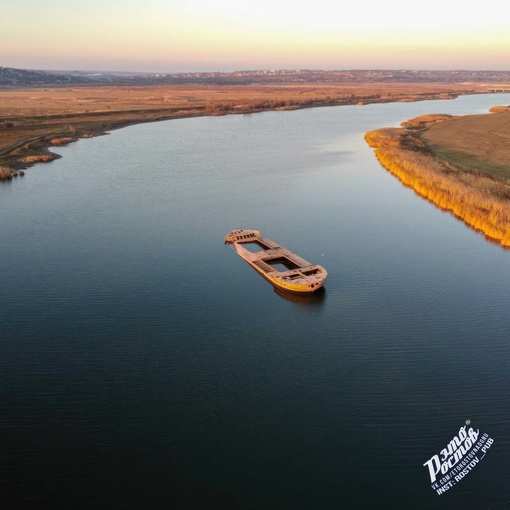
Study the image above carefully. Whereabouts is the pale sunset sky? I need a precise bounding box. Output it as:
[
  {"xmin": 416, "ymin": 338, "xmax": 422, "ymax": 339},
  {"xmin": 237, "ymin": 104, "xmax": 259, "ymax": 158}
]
[{"xmin": 1, "ymin": 0, "xmax": 508, "ymax": 72}]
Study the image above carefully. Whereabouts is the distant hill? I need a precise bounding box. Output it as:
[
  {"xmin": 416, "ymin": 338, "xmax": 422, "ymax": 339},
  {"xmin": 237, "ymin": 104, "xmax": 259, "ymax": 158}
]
[
  {"xmin": 0, "ymin": 67, "xmax": 94, "ymax": 86},
  {"xmin": 2, "ymin": 66, "xmax": 510, "ymax": 87}
]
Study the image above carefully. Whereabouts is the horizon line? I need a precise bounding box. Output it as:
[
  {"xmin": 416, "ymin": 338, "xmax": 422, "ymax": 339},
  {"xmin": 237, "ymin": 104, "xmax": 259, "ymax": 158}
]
[{"xmin": 4, "ymin": 66, "xmax": 510, "ymax": 75}]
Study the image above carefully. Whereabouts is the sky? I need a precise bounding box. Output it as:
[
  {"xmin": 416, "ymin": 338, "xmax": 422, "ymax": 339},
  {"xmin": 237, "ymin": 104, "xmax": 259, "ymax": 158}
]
[{"xmin": 1, "ymin": 0, "xmax": 509, "ymax": 72}]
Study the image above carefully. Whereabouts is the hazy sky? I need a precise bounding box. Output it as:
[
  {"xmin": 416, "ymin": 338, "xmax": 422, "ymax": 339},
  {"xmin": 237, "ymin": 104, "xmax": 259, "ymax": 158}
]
[{"xmin": 2, "ymin": 0, "xmax": 508, "ymax": 72}]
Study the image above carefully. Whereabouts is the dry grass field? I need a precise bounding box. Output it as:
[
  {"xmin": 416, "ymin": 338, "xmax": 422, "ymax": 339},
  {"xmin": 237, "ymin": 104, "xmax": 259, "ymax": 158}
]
[
  {"xmin": 0, "ymin": 82, "xmax": 484, "ymax": 175},
  {"xmin": 0, "ymin": 82, "xmax": 484, "ymax": 117},
  {"xmin": 421, "ymin": 112, "xmax": 510, "ymax": 180}
]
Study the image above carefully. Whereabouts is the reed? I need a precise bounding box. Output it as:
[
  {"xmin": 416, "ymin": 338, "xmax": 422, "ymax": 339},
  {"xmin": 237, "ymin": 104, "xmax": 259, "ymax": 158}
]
[
  {"xmin": 0, "ymin": 165, "xmax": 12, "ymax": 179},
  {"xmin": 365, "ymin": 128, "xmax": 510, "ymax": 247}
]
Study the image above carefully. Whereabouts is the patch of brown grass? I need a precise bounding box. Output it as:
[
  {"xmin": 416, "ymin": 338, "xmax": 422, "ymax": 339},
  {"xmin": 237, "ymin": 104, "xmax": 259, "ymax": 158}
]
[
  {"xmin": 49, "ymin": 137, "xmax": 74, "ymax": 146},
  {"xmin": 21, "ymin": 154, "xmax": 56, "ymax": 164}
]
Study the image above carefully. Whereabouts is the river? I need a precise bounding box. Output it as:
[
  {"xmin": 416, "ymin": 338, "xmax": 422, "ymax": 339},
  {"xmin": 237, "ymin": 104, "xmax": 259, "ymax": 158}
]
[{"xmin": 1, "ymin": 94, "xmax": 509, "ymax": 509}]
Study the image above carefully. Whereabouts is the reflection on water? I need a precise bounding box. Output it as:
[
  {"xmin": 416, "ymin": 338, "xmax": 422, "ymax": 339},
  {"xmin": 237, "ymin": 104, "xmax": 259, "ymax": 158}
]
[
  {"xmin": 0, "ymin": 179, "xmax": 14, "ymax": 188},
  {"xmin": 273, "ymin": 285, "xmax": 326, "ymax": 306}
]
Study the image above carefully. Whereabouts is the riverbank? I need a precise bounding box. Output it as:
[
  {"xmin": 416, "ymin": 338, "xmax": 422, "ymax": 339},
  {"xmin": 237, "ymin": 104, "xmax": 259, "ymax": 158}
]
[
  {"xmin": 365, "ymin": 112, "xmax": 510, "ymax": 247},
  {"xmin": 0, "ymin": 82, "xmax": 484, "ymax": 178}
]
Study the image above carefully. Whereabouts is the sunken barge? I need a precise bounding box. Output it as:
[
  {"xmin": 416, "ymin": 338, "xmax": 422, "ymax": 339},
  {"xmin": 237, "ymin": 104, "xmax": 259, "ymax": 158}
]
[{"xmin": 224, "ymin": 229, "xmax": 327, "ymax": 294}]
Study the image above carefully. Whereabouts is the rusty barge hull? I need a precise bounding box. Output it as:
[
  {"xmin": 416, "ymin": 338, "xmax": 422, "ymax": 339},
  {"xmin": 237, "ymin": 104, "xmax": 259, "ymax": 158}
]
[{"xmin": 224, "ymin": 229, "xmax": 327, "ymax": 294}]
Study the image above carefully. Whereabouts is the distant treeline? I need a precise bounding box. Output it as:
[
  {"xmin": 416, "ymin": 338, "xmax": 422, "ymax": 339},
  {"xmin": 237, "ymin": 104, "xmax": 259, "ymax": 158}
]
[
  {"xmin": 4, "ymin": 66, "xmax": 510, "ymax": 87},
  {"xmin": 206, "ymin": 99, "xmax": 310, "ymax": 113}
]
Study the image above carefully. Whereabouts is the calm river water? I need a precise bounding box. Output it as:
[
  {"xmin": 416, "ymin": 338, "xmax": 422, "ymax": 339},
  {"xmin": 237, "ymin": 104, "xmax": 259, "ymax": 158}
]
[{"xmin": 1, "ymin": 94, "xmax": 510, "ymax": 509}]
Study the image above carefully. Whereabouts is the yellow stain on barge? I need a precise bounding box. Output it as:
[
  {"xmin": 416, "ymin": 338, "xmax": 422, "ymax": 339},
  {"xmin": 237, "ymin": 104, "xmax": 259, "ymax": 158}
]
[{"xmin": 224, "ymin": 229, "xmax": 327, "ymax": 294}]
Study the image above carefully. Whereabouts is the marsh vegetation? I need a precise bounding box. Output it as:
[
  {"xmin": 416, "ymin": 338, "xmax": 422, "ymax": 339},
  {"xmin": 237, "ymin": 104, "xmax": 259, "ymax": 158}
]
[{"xmin": 366, "ymin": 113, "xmax": 510, "ymax": 247}]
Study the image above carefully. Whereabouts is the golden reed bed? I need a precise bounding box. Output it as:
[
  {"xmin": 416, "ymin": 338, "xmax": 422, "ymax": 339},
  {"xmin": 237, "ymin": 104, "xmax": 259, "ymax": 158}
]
[{"xmin": 365, "ymin": 120, "xmax": 510, "ymax": 248}]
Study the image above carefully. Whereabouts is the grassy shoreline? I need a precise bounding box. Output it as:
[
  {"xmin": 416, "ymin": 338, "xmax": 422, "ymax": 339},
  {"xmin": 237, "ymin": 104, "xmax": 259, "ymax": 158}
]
[
  {"xmin": 0, "ymin": 82, "xmax": 483, "ymax": 178},
  {"xmin": 365, "ymin": 114, "xmax": 510, "ymax": 248}
]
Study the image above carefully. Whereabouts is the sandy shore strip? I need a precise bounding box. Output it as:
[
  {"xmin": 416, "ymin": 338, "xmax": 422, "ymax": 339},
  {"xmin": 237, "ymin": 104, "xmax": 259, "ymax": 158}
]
[{"xmin": 365, "ymin": 111, "xmax": 510, "ymax": 248}]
